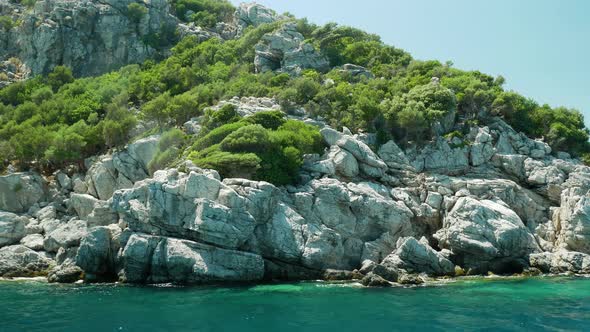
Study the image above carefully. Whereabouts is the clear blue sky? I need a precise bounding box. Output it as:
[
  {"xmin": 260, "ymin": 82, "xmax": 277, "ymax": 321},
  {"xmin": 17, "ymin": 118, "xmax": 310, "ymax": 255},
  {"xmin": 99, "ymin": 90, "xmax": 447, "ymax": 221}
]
[{"xmin": 231, "ymin": 0, "xmax": 590, "ymax": 126}]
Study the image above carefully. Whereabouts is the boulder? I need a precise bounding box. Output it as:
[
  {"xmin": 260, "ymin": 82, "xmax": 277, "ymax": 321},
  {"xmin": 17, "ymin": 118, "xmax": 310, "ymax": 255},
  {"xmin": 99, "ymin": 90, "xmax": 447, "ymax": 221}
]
[
  {"xmin": 434, "ymin": 197, "xmax": 540, "ymax": 273},
  {"xmin": 39, "ymin": 218, "xmax": 62, "ymax": 235},
  {"xmin": 530, "ymin": 250, "xmax": 590, "ymax": 274},
  {"xmin": 0, "ymin": 173, "xmax": 46, "ymax": 213},
  {"xmin": 43, "ymin": 219, "xmax": 88, "ymax": 252},
  {"xmin": 19, "ymin": 234, "xmax": 44, "ymax": 251},
  {"xmin": 67, "ymin": 193, "xmax": 116, "ymax": 227},
  {"xmin": 371, "ymin": 264, "xmax": 399, "ymax": 282},
  {"xmin": 234, "ymin": 2, "xmax": 278, "ymax": 32},
  {"xmin": 112, "ymin": 170, "xmax": 257, "ymax": 250},
  {"xmin": 409, "ymin": 138, "xmax": 469, "ymax": 173},
  {"xmin": 380, "ymin": 237, "xmax": 455, "ymax": 276},
  {"xmin": 48, "ymin": 247, "xmax": 83, "ymax": 283},
  {"xmin": 554, "ymin": 188, "xmax": 590, "ymax": 254},
  {"xmin": 119, "ymin": 234, "xmax": 265, "ymax": 284},
  {"xmin": 85, "ymin": 157, "xmax": 118, "ymax": 200},
  {"xmin": 470, "ymin": 127, "xmax": 495, "ymax": 166},
  {"xmin": 188, "ymin": 198, "xmax": 256, "ymax": 249},
  {"xmin": 378, "ymin": 140, "xmax": 411, "ymax": 170},
  {"xmin": 68, "ymin": 193, "xmax": 99, "ymax": 219},
  {"xmin": 339, "ymin": 64, "xmax": 374, "ymax": 79},
  {"xmin": 254, "ymin": 23, "xmax": 329, "ymax": 75},
  {"xmin": 34, "ymin": 205, "xmax": 56, "ymax": 221},
  {"xmin": 323, "ymin": 269, "xmax": 360, "ymax": 281},
  {"xmin": 76, "ymin": 225, "xmax": 121, "ymax": 281},
  {"xmin": 335, "ymin": 134, "xmax": 387, "ymax": 170},
  {"xmin": 319, "ymin": 127, "xmax": 387, "ymax": 178},
  {"xmin": 329, "ymin": 146, "xmax": 359, "ymax": 178},
  {"xmin": 360, "ymin": 272, "xmax": 391, "ymax": 287},
  {"xmin": 85, "ymin": 135, "xmax": 160, "ymax": 200},
  {"xmin": 0, "ymin": 245, "xmax": 53, "ymax": 277},
  {"xmin": 112, "ymin": 135, "xmax": 160, "ymax": 183},
  {"xmin": 208, "ymin": 96, "xmax": 281, "ymax": 117},
  {"xmin": 55, "ymin": 171, "xmax": 72, "ymax": 191},
  {"xmin": 0, "ymin": 211, "xmax": 29, "ymax": 247},
  {"xmin": 48, "ymin": 264, "xmax": 83, "ymax": 283}
]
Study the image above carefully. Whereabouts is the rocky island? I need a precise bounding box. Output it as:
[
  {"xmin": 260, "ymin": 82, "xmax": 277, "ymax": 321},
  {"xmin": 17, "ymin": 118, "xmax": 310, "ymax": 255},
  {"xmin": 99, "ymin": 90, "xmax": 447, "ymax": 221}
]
[{"xmin": 0, "ymin": 0, "xmax": 589, "ymax": 288}]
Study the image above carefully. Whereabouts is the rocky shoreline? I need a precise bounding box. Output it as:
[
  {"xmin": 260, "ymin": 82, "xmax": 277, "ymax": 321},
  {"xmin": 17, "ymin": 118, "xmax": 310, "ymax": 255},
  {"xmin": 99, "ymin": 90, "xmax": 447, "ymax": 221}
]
[
  {"xmin": 0, "ymin": 1, "xmax": 588, "ymax": 287},
  {"xmin": 1, "ymin": 105, "xmax": 589, "ymax": 286},
  {"xmin": 1, "ymin": 273, "xmax": 588, "ymax": 290}
]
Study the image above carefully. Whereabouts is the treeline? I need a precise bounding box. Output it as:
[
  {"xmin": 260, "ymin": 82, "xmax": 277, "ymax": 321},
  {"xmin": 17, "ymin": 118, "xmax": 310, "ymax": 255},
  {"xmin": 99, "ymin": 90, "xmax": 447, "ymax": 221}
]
[{"xmin": 0, "ymin": 8, "xmax": 588, "ymax": 182}]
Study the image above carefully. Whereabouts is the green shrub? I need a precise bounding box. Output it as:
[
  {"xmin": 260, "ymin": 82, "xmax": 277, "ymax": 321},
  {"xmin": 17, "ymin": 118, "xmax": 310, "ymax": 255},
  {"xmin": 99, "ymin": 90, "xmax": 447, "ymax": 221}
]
[
  {"xmin": 31, "ymin": 86, "xmax": 53, "ymax": 105},
  {"xmin": 148, "ymin": 148, "xmax": 179, "ymax": 174},
  {"xmin": 47, "ymin": 66, "xmax": 74, "ymax": 92},
  {"xmin": 444, "ymin": 130, "xmax": 464, "ymax": 140},
  {"xmin": 0, "ymin": 16, "xmax": 15, "ymax": 31},
  {"xmin": 220, "ymin": 124, "xmax": 270, "ymax": 153},
  {"xmin": 191, "ymin": 151, "xmax": 261, "ymax": 179},
  {"xmin": 160, "ymin": 128, "xmax": 186, "ymax": 148},
  {"xmin": 256, "ymin": 146, "xmax": 302, "ymax": 185},
  {"xmin": 201, "ymin": 104, "xmax": 240, "ymax": 129},
  {"xmin": 172, "ymin": 0, "xmax": 234, "ymax": 27},
  {"xmin": 126, "ymin": 3, "xmax": 148, "ymax": 23},
  {"xmin": 102, "ymin": 96, "xmax": 137, "ymax": 148},
  {"xmin": 147, "ymin": 129, "xmax": 186, "ymax": 174},
  {"xmin": 148, "ymin": 128, "xmax": 186, "ymax": 174},
  {"xmin": 192, "ymin": 121, "xmax": 248, "ymax": 151},
  {"xmin": 245, "ymin": 110, "xmax": 286, "ymax": 130},
  {"xmin": 19, "ymin": 0, "xmax": 37, "ymax": 8},
  {"xmin": 188, "ymin": 114, "xmax": 323, "ymax": 185}
]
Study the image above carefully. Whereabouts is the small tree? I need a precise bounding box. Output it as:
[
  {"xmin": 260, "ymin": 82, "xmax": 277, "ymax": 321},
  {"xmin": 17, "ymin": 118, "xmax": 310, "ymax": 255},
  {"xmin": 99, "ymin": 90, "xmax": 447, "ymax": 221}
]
[
  {"xmin": 126, "ymin": 3, "xmax": 148, "ymax": 24},
  {"xmin": 141, "ymin": 92, "xmax": 171, "ymax": 128},
  {"xmin": 103, "ymin": 94, "xmax": 137, "ymax": 147},
  {"xmin": 0, "ymin": 16, "xmax": 15, "ymax": 31},
  {"xmin": 47, "ymin": 66, "xmax": 74, "ymax": 92}
]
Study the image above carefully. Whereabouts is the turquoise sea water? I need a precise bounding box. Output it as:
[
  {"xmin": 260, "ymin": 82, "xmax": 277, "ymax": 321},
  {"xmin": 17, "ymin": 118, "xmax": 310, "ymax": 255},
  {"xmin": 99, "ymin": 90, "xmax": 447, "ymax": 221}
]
[{"xmin": 1, "ymin": 277, "xmax": 589, "ymax": 332}]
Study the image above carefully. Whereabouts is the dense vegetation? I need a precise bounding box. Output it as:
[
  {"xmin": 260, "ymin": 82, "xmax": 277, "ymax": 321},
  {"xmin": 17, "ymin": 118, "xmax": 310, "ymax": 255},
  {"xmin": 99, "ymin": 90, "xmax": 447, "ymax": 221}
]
[
  {"xmin": 0, "ymin": 0, "xmax": 588, "ymax": 183},
  {"xmin": 171, "ymin": 0, "xmax": 235, "ymax": 28},
  {"xmin": 188, "ymin": 107, "xmax": 323, "ymax": 184}
]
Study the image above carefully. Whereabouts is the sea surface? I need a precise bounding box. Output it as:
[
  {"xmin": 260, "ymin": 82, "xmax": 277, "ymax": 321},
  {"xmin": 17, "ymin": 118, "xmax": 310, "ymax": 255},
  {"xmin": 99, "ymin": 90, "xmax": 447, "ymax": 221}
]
[{"xmin": 1, "ymin": 277, "xmax": 589, "ymax": 331}]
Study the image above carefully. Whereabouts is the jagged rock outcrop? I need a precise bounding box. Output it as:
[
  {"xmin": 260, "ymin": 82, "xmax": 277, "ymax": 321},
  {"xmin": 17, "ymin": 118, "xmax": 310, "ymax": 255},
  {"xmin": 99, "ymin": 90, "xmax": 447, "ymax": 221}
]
[
  {"xmin": 106, "ymin": 164, "xmax": 414, "ymax": 283},
  {"xmin": 408, "ymin": 137, "xmax": 469, "ymax": 173},
  {"xmin": 554, "ymin": 188, "xmax": 590, "ymax": 254},
  {"xmin": 380, "ymin": 237, "xmax": 455, "ymax": 276},
  {"xmin": 208, "ymin": 96, "xmax": 281, "ymax": 117},
  {"xmin": 20, "ymin": 234, "xmax": 44, "ymax": 251},
  {"xmin": 255, "ymin": 22, "xmax": 329, "ymax": 75},
  {"xmin": 0, "ymin": 58, "xmax": 30, "ymax": 88},
  {"xmin": 0, "ymin": 0, "xmax": 178, "ymax": 77},
  {"xmin": 0, "ymin": 173, "xmax": 47, "ymax": 213},
  {"xmin": 0, "ymin": 245, "xmax": 53, "ymax": 277},
  {"xmin": 0, "ymin": 211, "xmax": 29, "ymax": 247},
  {"xmin": 84, "ymin": 135, "xmax": 160, "ymax": 200},
  {"xmin": 435, "ymin": 197, "xmax": 540, "ymax": 273},
  {"xmin": 339, "ymin": 64, "xmax": 374, "ymax": 79},
  {"xmin": 75, "ymin": 225, "xmax": 121, "ymax": 281},
  {"xmin": 234, "ymin": 2, "xmax": 278, "ymax": 32},
  {"xmin": 309, "ymin": 127, "xmax": 388, "ymax": 180},
  {"xmin": 119, "ymin": 233, "xmax": 265, "ymax": 283},
  {"xmin": 43, "ymin": 219, "xmax": 88, "ymax": 253},
  {"xmin": 530, "ymin": 250, "xmax": 590, "ymax": 274},
  {"xmin": 47, "ymin": 246, "xmax": 83, "ymax": 283}
]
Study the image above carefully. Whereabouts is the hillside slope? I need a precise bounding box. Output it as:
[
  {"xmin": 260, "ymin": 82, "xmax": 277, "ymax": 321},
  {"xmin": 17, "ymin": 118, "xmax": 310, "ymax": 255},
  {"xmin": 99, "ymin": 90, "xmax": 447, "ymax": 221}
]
[{"xmin": 0, "ymin": 1, "xmax": 588, "ymax": 285}]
